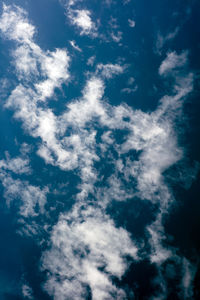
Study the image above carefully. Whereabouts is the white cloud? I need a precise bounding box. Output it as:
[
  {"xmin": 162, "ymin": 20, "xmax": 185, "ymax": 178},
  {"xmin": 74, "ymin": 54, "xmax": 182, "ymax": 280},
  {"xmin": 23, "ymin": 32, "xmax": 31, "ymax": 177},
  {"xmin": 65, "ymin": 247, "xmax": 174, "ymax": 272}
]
[
  {"xmin": 61, "ymin": 76, "xmax": 105, "ymax": 128},
  {"xmin": 128, "ymin": 19, "xmax": 135, "ymax": 28},
  {"xmin": 4, "ymin": 5, "xmax": 186, "ymax": 206},
  {"xmin": 0, "ymin": 4, "xmax": 35, "ymax": 43},
  {"xmin": 102, "ymin": 174, "xmax": 133, "ymax": 204},
  {"xmin": 87, "ymin": 55, "xmax": 96, "ymax": 66},
  {"xmin": 104, "ymin": 0, "xmax": 113, "ymax": 6},
  {"xmin": 68, "ymin": 9, "xmax": 97, "ymax": 36},
  {"xmin": 96, "ymin": 63, "xmax": 125, "ymax": 79},
  {"xmin": 3, "ymin": 6, "xmax": 193, "ymax": 245},
  {"xmin": 61, "ymin": 0, "xmax": 98, "ymax": 37},
  {"xmin": 159, "ymin": 51, "xmax": 188, "ymax": 76},
  {"xmin": 0, "ymin": 170, "xmax": 48, "ymax": 218},
  {"xmin": 0, "ymin": 5, "xmax": 105, "ymax": 180},
  {"xmin": 36, "ymin": 48, "xmax": 70, "ymax": 99},
  {"xmin": 101, "ymin": 130, "xmax": 114, "ymax": 144},
  {"xmin": 155, "ymin": 27, "xmax": 179, "ymax": 55},
  {"xmin": 0, "ymin": 152, "xmax": 30, "ymax": 175},
  {"xmin": 69, "ymin": 40, "xmax": 82, "ymax": 52},
  {"xmin": 109, "ymin": 16, "xmax": 119, "ymax": 30},
  {"xmin": 121, "ymin": 86, "xmax": 138, "ymax": 94},
  {"xmin": 22, "ymin": 284, "xmax": 33, "ymax": 299},
  {"xmin": 110, "ymin": 31, "xmax": 123, "ymax": 43},
  {"xmin": 0, "ymin": 4, "xmax": 70, "ymax": 98},
  {"xmin": 42, "ymin": 206, "xmax": 138, "ymax": 300},
  {"xmin": 127, "ymin": 77, "xmax": 135, "ymax": 85},
  {"xmin": 67, "ymin": 0, "xmax": 79, "ymax": 6},
  {"xmin": 147, "ymin": 214, "xmax": 172, "ymax": 264},
  {"xmin": 181, "ymin": 258, "xmax": 196, "ymax": 299},
  {"xmin": 13, "ymin": 45, "xmax": 39, "ymax": 79}
]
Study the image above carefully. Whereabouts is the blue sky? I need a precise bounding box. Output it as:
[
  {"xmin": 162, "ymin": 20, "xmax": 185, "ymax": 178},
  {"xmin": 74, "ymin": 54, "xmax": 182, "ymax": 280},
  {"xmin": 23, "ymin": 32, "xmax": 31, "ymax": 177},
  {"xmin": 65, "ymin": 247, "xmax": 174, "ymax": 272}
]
[{"xmin": 0, "ymin": 0, "xmax": 200, "ymax": 299}]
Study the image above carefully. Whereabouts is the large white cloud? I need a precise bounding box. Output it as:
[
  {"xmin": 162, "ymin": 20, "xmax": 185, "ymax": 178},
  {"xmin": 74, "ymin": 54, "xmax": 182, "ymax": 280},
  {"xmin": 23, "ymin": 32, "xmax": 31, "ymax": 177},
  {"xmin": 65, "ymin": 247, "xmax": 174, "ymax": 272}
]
[
  {"xmin": 0, "ymin": 4, "xmax": 70, "ymax": 98},
  {"xmin": 42, "ymin": 206, "xmax": 138, "ymax": 300}
]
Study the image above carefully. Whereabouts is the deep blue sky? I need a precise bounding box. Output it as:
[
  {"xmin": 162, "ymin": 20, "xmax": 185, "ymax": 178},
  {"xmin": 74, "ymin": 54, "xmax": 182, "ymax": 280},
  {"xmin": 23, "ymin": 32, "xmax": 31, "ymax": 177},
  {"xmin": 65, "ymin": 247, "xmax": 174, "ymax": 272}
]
[{"xmin": 0, "ymin": 0, "xmax": 200, "ymax": 299}]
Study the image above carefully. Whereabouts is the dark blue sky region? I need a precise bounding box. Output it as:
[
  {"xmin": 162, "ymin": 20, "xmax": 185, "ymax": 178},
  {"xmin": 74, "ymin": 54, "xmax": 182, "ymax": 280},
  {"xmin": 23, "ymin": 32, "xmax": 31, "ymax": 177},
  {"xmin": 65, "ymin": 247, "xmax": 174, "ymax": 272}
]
[{"xmin": 0, "ymin": 0, "xmax": 200, "ymax": 299}]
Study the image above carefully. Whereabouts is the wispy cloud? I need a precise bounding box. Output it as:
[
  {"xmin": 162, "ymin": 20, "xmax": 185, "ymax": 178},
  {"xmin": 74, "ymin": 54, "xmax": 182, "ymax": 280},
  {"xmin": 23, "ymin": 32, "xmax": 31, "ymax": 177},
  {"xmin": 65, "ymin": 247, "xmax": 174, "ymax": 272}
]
[
  {"xmin": 154, "ymin": 27, "xmax": 180, "ymax": 55},
  {"xmin": 96, "ymin": 63, "xmax": 125, "ymax": 79},
  {"xmin": 159, "ymin": 51, "xmax": 188, "ymax": 76},
  {"xmin": 22, "ymin": 284, "xmax": 33, "ymax": 299},
  {"xmin": 87, "ymin": 55, "xmax": 96, "ymax": 66},
  {"xmin": 128, "ymin": 19, "xmax": 135, "ymax": 28},
  {"xmin": 181, "ymin": 258, "xmax": 197, "ymax": 299},
  {"xmin": 70, "ymin": 40, "xmax": 82, "ymax": 52},
  {"xmin": 0, "ymin": 4, "xmax": 70, "ymax": 98},
  {"xmin": 0, "ymin": 152, "xmax": 30, "ymax": 175},
  {"xmin": 110, "ymin": 30, "xmax": 123, "ymax": 43},
  {"xmin": 121, "ymin": 86, "xmax": 138, "ymax": 94}
]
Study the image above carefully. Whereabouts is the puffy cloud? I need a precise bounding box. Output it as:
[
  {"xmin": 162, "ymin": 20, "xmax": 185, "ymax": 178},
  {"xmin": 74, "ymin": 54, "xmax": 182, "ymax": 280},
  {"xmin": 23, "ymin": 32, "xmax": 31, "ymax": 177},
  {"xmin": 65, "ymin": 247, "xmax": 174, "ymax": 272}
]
[
  {"xmin": 0, "ymin": 4, "xmax": 35, "ymax": 43},
  {"xmin": 42, "ymin": 206, "xmax": 138, "ymax": 300},
  {"xmin": 62, "ymin": 76, "xmax": 105, "ymax": 128},
  {"xmin": 60, "ymin": 0, "xmax": 98, "ymax": 37},
  {"xmin": 68, "ymin": 9, "xmax": 97, "ymax": 36},
  {"xmin": 35, "ymin": 48, "xmax": 70, "ymax": 99}
]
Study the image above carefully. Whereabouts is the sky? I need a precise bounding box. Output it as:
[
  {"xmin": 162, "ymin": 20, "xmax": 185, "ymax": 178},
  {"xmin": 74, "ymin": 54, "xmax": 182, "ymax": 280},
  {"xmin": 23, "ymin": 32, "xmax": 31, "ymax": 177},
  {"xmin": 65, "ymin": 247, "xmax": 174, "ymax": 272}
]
[{"xmin": 0, "ymin": 0, "xmax": 200, "ymax": 299}]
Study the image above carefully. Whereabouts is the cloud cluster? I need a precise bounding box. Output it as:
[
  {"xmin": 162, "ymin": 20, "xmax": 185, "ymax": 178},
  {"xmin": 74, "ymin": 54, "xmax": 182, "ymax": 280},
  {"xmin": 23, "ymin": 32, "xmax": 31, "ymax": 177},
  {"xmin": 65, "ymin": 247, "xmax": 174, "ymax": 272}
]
[
  {"xmin": 69, "ymin": 9, "xmax": 97, "ymax": 36},
  {"xmin": 0, "ymin": 4, "xmax": 197, "ymax": 299},
  {"xmin": 42, "ymin": 205, "xmax": 138, "ymax": 300},
  {"xmin": 0, "ymin": 169, "xmax": 48, "ymax": 218},
  {"xmin": 63, "ymin": 1, "xmax": 97, "ymax": 37},
  {"xmin": 0, "ymin": 4, "xmax": 70, "ymax": 97},
  {"xmin": 0, "ymin": 153, "xmax": 30, "ymax": 175}
]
